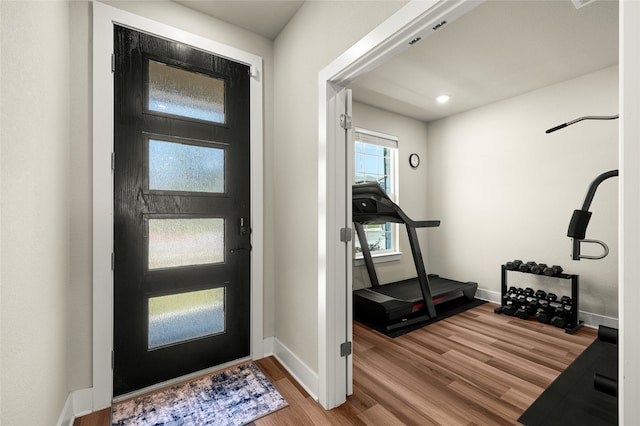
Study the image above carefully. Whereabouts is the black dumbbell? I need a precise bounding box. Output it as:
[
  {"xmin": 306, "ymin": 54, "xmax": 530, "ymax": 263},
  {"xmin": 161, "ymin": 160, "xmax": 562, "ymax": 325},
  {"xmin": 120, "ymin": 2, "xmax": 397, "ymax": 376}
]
[
  {"xmin": 502, "ymin": 288, "xmax": 518, "ymax": 305},
  {"xmin": 515, "ymin": 290, "xmax": 542, "ymax": 320},
  {"xmin": 543, "ymin": 265, "xmax": 564, "ymax": 276},
  {"xmin": 503, "ymin": 300, "xmax": 518, "ymax": 316},
  {"xmin": 515, "ymin": 304, "xmax": 533, "ymax": 320},
  {"xmin": 519, "ymin": 261, "xmax": 538, "ymax": 273},
  {"xmin": 530, "ymin": 263, "xmax": 548, "ymax": 274},
  {"xmin": 550, "ymin": 298, "xmax": 571, "ymax": 328},
  {"xmin": 506, "ymin": 260, "xmax": 523, "ymax": 271},
  {"xmin": 561, "ymin": 296, "xmax": 574, "ymax": 325},
  {"xmin": 534, "ymin": 290, "xmax": 558, "ymax": 323},
  {"xmin": 535, "ymin": 306, "xmax": 553, "ymax": 324},
  {"xmin": 551, "ymin": 315, "xmax": 567, "ymax": 328}
]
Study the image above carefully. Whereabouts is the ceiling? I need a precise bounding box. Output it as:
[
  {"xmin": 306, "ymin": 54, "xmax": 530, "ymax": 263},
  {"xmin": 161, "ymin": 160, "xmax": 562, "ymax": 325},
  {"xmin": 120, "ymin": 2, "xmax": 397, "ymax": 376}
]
[
  {"xmin": 175, "ymin": 0, "xmax": 304, "ymax": 40},
  {"xmin": 350, "ymin": 0, "xmax": 619, "ymax": 122},
  {"xmin": 174, "ymin": 0, "xmax": 618, "ymax": 123}
]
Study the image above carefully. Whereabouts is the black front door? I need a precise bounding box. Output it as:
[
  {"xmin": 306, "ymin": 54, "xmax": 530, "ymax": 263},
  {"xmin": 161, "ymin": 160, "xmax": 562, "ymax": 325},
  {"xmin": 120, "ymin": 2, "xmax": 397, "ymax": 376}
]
[{"xmin": 113, "ymin": 25, "xmax": 251, "ymax": 396}]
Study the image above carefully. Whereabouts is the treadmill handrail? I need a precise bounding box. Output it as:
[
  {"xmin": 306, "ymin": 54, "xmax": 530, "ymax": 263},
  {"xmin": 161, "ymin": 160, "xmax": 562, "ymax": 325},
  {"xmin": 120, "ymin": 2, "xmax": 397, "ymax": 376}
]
[
  {"xmin": 352, "ymin": 183, "xmax": 440, "ymax": 228},
  {"xmin": 414, "ymin": 220, "xmax": 441, "ymax": 228},
  {"xmin": 352, "ymin": 182, "xmax": 439, "ymax": 319}
]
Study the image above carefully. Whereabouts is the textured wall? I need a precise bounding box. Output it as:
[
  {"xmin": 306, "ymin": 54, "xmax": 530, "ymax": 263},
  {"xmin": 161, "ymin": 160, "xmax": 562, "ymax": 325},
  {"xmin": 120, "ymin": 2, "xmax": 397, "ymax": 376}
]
[
  {"xmin": 273, "ymin": 0, "xmax": 407, "ymax": 374},
  {"xmin": 1, "ymin": 2, "xmax": 71, "ymax": 423},
  {"xmin": 427, "ymin": 66, "xmax": 619, "ymax": 319}
]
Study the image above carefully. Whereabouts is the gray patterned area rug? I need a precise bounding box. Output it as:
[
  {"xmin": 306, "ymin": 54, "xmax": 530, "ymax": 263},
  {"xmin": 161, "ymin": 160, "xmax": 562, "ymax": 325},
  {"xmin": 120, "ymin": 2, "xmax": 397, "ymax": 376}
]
[{"xmin": 111, "ymin": 362, "xmax": 288, "ymax": 426}]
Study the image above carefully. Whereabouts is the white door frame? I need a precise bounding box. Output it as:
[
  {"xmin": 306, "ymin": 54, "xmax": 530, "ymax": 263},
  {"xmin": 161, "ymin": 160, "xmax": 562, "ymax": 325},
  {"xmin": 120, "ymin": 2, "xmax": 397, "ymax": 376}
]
[
  {"xmin": 317, "ymin": 0, "xmax": 483, "ymax": 409},
  {"xmin": 318, "ymin": 2, "xmax": 638, "ymax": 422},
  {"xmin": 92, "ymin": 1, "xmax": 264, "ymax": 410},
  {"xmin": 620, "ymin": 1, "xmax": 640, "ymax": 422}
]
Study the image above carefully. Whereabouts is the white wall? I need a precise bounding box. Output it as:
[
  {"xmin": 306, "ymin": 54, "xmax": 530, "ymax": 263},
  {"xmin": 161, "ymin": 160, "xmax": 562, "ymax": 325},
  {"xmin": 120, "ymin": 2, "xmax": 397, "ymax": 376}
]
[
  {"xmin": 426, "ymin": 65, "xmax": 619, "ymax": 320},
  {"xmin": 351, "ymin": 101, "xmax": 430, "ymax": 290},
  {"xmin": 1, "ymin": 1, "xmax": 71, "ymax": 424},
  {"xmin": 273, "ymin": 0, "xmax": 407, "ymax": 374},
  {"xmin": 68, "ymin": 0, "xmax": 93, "ymax": 395}
]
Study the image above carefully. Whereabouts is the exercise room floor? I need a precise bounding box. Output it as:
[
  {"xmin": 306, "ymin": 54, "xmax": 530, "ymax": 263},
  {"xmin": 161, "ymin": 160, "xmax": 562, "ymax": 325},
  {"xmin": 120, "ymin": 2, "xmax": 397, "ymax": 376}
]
[{"xmin": 75, "ymin": 302, "xmax": 596, "ymax": 425}]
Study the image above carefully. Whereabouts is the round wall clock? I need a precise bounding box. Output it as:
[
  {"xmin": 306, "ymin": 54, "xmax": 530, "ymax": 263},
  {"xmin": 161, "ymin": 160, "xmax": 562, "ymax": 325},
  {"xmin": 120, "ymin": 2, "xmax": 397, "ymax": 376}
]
[{"xmin": 409, "ymin": 153, "xmax": 420, "ymax": 168}]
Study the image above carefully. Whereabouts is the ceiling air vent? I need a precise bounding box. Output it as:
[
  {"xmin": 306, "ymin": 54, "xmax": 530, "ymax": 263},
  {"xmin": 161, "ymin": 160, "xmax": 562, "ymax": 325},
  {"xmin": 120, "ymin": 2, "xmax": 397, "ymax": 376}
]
[{"xmin": 572, "ymin": 0, "xmax": 597, "ymax": 9}]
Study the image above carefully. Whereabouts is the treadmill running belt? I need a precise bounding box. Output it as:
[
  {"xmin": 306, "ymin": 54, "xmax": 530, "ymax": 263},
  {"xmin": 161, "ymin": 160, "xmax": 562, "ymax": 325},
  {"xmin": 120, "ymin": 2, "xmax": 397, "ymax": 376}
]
[{"xmin": 373, "ymin": 275, "xmax": 474, "ymax": 301}]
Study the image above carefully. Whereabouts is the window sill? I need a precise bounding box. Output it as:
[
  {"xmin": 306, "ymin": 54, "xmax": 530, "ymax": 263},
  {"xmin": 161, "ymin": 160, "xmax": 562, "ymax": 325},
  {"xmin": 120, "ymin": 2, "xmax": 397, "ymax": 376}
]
[{"xmin": 354, "ymin": 252, "xmax": 402, "ymax": 266}]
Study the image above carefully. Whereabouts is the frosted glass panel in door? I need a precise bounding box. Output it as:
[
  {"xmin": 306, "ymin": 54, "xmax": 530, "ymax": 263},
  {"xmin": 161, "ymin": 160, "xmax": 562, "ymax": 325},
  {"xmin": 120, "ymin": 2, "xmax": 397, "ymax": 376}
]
[
  {"xmin": 148, "ymin": 287, "xmax": 225, "ymax": 349},
  {"xmin": 149, "ymin": 139, "xmax": 225, "ymax": 193},
  {"xmin": 148, "ymin": 59, "xmax": 225, "ymax": 123},
  {"xmin": 148, "ymin": 218, "xmax": 224, "ymax": 269}
]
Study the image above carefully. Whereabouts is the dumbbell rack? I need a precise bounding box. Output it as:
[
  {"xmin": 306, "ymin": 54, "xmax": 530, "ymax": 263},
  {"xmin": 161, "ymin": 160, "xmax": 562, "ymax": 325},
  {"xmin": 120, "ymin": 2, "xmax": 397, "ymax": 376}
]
[{"xmin": 499, "ymin": 264, "xmax": 583, "ymax": 334}]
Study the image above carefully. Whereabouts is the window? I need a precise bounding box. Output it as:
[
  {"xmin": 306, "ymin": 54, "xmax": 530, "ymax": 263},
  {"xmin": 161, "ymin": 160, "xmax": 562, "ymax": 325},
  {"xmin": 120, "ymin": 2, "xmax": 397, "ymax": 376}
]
[
  {"xmin": 354, "ymin": 128, "xmax": 399, "ymax": 258},
  {"xmin": 147, "ymin": 59, "xmax": 226, "ymax": 124}
]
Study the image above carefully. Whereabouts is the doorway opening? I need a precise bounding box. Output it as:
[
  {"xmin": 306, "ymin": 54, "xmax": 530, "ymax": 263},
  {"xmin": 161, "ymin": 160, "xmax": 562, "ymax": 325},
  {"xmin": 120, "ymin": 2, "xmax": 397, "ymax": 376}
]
[
  {"xmin": 318, "ymin": 0, "xmax": 621, "ymax": 412},
  {"xmin": 317, "ymin": 0, "xmax": 482, "ymax": 409}
]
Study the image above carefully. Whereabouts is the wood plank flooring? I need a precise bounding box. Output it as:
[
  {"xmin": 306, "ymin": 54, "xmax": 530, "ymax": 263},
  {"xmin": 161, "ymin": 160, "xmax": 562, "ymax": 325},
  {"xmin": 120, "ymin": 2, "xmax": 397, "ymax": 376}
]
[{"xmin": 74, "ymin": 302, "xmax": 596, "ymax": 425}]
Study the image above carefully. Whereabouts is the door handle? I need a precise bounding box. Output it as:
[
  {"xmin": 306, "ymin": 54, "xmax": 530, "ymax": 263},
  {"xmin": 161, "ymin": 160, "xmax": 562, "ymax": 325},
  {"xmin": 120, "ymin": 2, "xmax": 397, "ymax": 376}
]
[
  {"xmin": 240, "ymin": 217, "xmax": 249, "ymax": 236},
  {"xmin": 230, "ymin": 244, "xmax": 252, "ymax": 254}
]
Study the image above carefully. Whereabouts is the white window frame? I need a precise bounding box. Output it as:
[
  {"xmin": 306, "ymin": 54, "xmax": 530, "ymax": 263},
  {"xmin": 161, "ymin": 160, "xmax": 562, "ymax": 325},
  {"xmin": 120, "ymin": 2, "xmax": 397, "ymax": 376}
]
[{"xmin": 353, "ymin": 127, "xmax": 401, "ymax": 265}]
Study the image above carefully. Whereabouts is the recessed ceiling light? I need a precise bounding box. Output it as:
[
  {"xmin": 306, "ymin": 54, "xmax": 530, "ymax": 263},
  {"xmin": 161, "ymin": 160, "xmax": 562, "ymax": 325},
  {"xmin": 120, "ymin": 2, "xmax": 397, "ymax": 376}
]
[{"xmin": 436, "ymin": 95, "xmax": 450, "ymax": 104}]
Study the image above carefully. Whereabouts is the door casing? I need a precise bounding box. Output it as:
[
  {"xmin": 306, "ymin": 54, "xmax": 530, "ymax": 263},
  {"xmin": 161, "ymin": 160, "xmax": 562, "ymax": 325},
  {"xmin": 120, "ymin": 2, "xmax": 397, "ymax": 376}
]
[
  {"xmin": 317, "ymin": 0, "xmax": 486, "ymax": 410},
  {"xmin": 319, "ymin": 0, "xmax": 634, "ymax": 420},
  {"xmin": 92, "ymin": 2, "xmax": 264, "ymax": 410}
]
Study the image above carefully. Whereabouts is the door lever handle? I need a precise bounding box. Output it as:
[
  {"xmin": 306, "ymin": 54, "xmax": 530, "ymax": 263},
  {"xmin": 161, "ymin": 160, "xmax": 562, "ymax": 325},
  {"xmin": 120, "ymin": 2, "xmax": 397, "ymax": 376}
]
[
  {"xmin": 240, "ymin": 217, "xmax": 249, "ymax": 236},
  {"xmin": 230, "ymin": 244, "xmax": 252, "ymax": 254}
]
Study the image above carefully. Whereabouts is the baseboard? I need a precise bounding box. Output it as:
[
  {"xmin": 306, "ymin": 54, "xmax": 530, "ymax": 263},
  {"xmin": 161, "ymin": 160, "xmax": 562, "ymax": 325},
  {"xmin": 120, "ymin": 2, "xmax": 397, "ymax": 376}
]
[
  {"xmin": 475, "ymin": 288, "xmax": 501, "ymax": 304},
  {"xmin": 579, "ymin": 311, "xmax": 618, "ymax": 329},
  {"xmin": 476, "ymin": 287, "xmax": 619, "ymax": 329},
  {"xmin": 57, "ymin": 387, "xmax": 94, "ymax": 426},
  {"xmin": 270, "ymin": 337, "xmax": 319, "ymax": 400}
]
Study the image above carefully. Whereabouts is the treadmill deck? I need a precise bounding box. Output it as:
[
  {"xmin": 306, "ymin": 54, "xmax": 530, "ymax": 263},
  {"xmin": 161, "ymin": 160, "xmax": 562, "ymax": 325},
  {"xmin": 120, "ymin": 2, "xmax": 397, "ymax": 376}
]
[
  {"xmin": 372, "ymin": 275, "xmax": 476, "ymax": 302},
  {"xmin": 353, "ymin": 275, "xmax": 478, "ymax": 327}
]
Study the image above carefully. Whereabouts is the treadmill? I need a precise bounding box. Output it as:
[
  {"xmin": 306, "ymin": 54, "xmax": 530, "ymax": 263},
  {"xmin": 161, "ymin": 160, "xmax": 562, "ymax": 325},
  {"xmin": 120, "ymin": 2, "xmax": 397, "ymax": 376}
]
[{"xmin": 352, "ymin": 182, "xmax": 477, "ymax": 332}]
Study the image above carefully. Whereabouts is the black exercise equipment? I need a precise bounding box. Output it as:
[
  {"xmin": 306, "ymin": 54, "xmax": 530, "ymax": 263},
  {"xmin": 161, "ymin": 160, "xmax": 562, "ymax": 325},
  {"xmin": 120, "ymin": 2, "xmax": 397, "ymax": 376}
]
[
  {"xmin": 519, "ymin": 261, "xmax": 537, "ymax": 273},
  {"xmin": 505, "ymin": 259, "xmax": 523, "ymax": 271},
  {"xmin": 519, "ymin": 335, "xmax": 617, "ymax": 425},
  {"xmin": 530, "ymin": 263, "xmax": 547, "ymax": 275},
  {"xmin": 567, "ymin": 170, "xmax": 617, "ymax": 260},
  {"xmin": 594, "ymin": 373, "xmax": 617, "ymax": 397},
  {"xmin": 535, "ymin": 292, "xmax": 555, "ymax": 324},
  {"xmin": 548, "ymin": 114, "xmax": 618, "ymax": 261},
  {"xmin": 500, "ymin": 287, "xmax": 520, "ymax": 316},
  {"xmin": 593, "ymin": 325, "xmax": 618, "ymax": 397},
  {"xmin": 598, "ymin": 324, "xmax": 618, "ymax": 345},
  {"xmin": 545, "ymin": 114, "xmax": 618, "ymax": 134},
  {"xmin": 522, "ymin": 115, "xmax": 618, "ymax": 424},
  {"xmin": 352, "ymin": 182, "xmax": 478, "ymax": 332},
  {"xmin": 544, "ymin": 265, "xmax": 564, "ymax": 276}
]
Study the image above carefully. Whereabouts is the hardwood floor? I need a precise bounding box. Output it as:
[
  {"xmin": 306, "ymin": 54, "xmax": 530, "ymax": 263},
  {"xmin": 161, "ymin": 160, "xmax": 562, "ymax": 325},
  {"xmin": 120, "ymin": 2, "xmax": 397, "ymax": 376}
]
[{"xmin": 74, "ymin": 302, "xmax": 596, "ymax": 425}]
